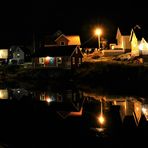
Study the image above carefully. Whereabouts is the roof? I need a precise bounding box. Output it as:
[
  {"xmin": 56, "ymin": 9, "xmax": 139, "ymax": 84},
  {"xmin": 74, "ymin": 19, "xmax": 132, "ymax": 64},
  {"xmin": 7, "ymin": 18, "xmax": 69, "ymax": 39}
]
[
  {"xmin": 55, "ymin": 34, "xmax": 69, "ymax": 42},
  {"xmin": 10, "ymin": 45, "xmax": 31, "ymax": 54},
  {"xmin": 44, "ymin": 33, "xmax": 81, "ymax": 46},
  {"xmin": 66, "ymin": 35, "xmax": 81, "ymax": 45},
  {"xmin": 33, "ymin": 45, "xmax": 78, "ymax": 57}
]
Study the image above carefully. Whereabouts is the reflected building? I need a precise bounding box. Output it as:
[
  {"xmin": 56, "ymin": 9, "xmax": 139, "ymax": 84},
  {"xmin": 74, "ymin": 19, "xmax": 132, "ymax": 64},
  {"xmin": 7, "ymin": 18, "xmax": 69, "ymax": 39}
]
[
  {"xmin": 0, "ymin": 88, "xmax": 29, "ymax": 100},
  {"xmin": 103, "ymin": 96, "xmax": 142, "ymax": 126},
  {"xmin": 34, "ymin": 89, "xmax": 84, "ymax": 119},
  {"xmin": 142, "ymin": 104, "xmax": 148, "ymax": 121},
  {"xmin": 83, "ymin": 93, "xmax": 144, "ymax": 127},
  {"xmin": 0, "ymin": 86, "xmax": 145, "ymax": 126},
  {"xmin": 0, "ymin": 89, "xmax": 8, "ymax": 99},
  {"xmin": 11, "ymin": 88, "xmax": 29, "ymax": 100}
]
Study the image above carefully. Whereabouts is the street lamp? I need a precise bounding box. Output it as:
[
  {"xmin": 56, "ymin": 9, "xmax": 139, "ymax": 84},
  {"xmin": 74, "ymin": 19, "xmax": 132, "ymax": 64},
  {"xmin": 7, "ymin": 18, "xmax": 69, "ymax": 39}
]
[{"xmin": 95, "ymin": 28, "xmax": 102, "ymax": 50}]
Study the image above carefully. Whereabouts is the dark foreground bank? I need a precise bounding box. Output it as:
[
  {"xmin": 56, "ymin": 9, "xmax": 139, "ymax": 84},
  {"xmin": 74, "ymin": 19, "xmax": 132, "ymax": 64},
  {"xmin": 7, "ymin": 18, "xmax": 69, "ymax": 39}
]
[{"xmin": 1, "ymin": 62, "xmax": 148, "ymax": 97}]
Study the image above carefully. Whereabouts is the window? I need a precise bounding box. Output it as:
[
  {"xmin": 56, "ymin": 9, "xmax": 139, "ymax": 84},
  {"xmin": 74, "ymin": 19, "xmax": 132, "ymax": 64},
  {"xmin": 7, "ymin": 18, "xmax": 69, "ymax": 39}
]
[
  {"xmin": 39, "ymin": 58, "xmax": 44, "ymax": 64},
  {"xmin": 17, "ymin": 53, "xmax": 20, "ymax": 58},
  {"xmin": 60, "ymin": 41, "xmax": 65, "ymax": 46},
  {"xmin": 79, "ymin": 58, "xmax": 81, "ymax": 64},
  {"xmin": 72, "ymin": 57, "xmax": 75, "ymax": 64},
  {"xmin": 76, "ymin": 48, "xmax": 78, "ymax": 54},
  {"xmin": 57, "ymin": 57, "xmax": 62, "ymax": 64}
]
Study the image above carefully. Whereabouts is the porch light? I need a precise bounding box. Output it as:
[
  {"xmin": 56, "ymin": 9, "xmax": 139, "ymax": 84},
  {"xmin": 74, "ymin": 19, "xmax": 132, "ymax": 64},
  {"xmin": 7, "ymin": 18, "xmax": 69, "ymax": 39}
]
[
  {"xmin": 46, "ymin": 97, "xmax": 52, "ymax": 103},
  {"xmin": 45, "ymin": 56, "xmax": 50, "ymax": 61}
]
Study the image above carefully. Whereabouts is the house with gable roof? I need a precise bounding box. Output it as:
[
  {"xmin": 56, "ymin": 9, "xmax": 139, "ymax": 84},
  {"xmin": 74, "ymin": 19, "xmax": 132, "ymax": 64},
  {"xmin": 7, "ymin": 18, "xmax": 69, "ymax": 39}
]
[
  {"xmin": 129, "ymin": 25, "xmax": 148, "ymax": 57},
  {"xmin": 0, "ymin": 45, "xmax": 31, "ymax": 65},
  {"xmin": 33, "ymin": 45, "xmax": 83, "ymax": 69},
  {"xmin": 112, "ymin": 27, "xmax": 131, "ymax": 52},
  {"xmin": 33, "ymin": 31, "xmax": 82, "ymax": 69},
  {"xmin": 44, "ymin": 31, "xmax": 81, "ymax": 47}
]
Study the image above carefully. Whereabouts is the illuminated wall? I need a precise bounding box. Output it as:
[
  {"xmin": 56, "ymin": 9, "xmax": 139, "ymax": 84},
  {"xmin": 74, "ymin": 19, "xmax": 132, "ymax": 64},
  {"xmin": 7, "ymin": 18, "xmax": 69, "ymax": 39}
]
[
  {"xmin": 115, "ymin": 29, "xmax": 130, "ymax": 50},
  {"xmin": 131, "ymin": 32, "xmax": 139, "ymax": 56},
  {"xmin": 133, "ymin": 100, "xmax": 142, "ymax": 125},
  {"xmin": 122, "ymin": 36, "xmax": 131, "ymax": 50},
  {"xmin": 139, "ymin": 38, "xmax": 148, "ymax": 55},
  {"xmin": 0, "ymin": 89, "xmax": 8, "ymax": 99},
  {"xmin": 0, "ymin": 49, "xmax": 8, "ymax": 59}
]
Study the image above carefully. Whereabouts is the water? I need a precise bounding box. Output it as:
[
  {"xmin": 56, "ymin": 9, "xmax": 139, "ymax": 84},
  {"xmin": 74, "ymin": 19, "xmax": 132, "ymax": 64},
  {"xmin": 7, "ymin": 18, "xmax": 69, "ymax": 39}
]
[{"xmin": 0, "ymin": 84, "xmax": 147, "ymax": 147}]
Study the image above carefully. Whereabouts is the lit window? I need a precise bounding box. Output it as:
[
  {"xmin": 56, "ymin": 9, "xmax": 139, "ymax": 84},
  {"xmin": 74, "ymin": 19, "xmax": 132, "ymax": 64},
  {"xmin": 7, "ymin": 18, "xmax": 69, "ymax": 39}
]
[
  {"xmin": 17, "ymin": 53, "xmax": 20, "ymax": 58},
  {"xmin": 79, "ymin": 58, "xmax": 81, "ymax": 64},
  {"xmin": 76, "ymin": 48, "xmax": 78, "ymax": 54},
  {"xmin": 45, "ymin": 56, "xmax": 50, "ymax": 61},
  {"xmin": 72, "ymin": 57, "xmax": 75, "ymax": 64},
  {"xmin": 57, "ymin": 57, "xmax": 62, "ymax": 63},
  {"xmin": 50, "ymin": 57, "xmax": 54, "ymax": 64},
  {"xmin": 39, "ymin": 58, "xmax": 44, "ymax": 64},
  {"xmin": 111, "ymin": 45, "xmax": 114, "ymax": 49}
]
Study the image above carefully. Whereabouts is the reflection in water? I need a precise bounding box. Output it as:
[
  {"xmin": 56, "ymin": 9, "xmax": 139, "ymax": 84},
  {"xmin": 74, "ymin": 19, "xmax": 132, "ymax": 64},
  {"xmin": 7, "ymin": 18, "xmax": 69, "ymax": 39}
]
[
  {"xmin": 0, "ymin": 89, "xmax": 8, "ymax": 99},
  {"xmin": 0, "ymin": 86, "xmax": 148, "ymax": 147},
  {"xmin": 0, "ymin": 87, "xmax": 147, "ymax": 126},
  {"xmin": 142, "ymin": 104, "xmax": 148, "ymax": 120},
  {"xmin": 36, "ymin": 90, "xmax": 84, "ymax": 119},
  {"xmin": 98, "ymin": 98, "xmax": 105, "ymax": 126},
  {"xmin": 83, "ymin": 92, "xmax": 147, "ymax": 127}
]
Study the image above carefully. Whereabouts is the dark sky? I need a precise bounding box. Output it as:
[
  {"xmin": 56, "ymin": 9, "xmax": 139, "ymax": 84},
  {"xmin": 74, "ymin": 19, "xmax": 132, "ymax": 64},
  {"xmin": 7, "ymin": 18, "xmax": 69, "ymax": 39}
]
[{"xmin": 0, "ymin": 0, "xmax": 147, "ymax": 46}]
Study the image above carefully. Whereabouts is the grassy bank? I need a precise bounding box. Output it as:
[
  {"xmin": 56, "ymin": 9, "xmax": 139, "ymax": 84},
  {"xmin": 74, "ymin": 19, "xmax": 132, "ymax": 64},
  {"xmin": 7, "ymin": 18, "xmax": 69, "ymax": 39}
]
[
  {"xmin": 1, "ymin": 63, "xmax": 148, "ymax": 83},
  {"xmin": 1, "ymin": 62, "xmax": 148, "ymax": 83},
  {"xmin": 1, "ymin": 62, "xmax": 148, "ymax": 97},
  {"xmin": 74, "ymin": 62, "xmax": 148, "ymax": 97}
]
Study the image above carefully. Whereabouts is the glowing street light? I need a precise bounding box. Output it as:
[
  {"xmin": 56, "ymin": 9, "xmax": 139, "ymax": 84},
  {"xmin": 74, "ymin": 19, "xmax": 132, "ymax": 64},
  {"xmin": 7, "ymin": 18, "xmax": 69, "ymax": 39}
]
[
  {"xmin": 98, "ymin": 99, "xmax": 105, "ymax": 125},
  {"xmin": 98, "ymin": 114, "xmax": 105, "ymax": 125},
  {"xmin": 95, "ymin": 28, "xmax": 102, "ymax": 50}
]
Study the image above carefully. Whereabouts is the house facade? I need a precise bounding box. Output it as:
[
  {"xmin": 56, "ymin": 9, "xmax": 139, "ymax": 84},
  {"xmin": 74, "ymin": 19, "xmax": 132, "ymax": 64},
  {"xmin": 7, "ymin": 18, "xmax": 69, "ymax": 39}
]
[
  {"xmin": 44, "ymin": 33, "xmax": 81, "ymax": 47},
  {"xmin": 9, "ymin": 46, "xmax": 24, "ymax": 64},
  {"xmin": 114, "ymin": 27, "xmax": 131, "ymax": 52},
  {"xmin": 130, "ymin": 27, "xmax": 148, "ymax": 57},
  {"xmin": 33, "ymin": 45, "xmax": 83, "ymax": 69},
  {"xmin": 0, "ymin": 46, "xmax": 31, "ymax": 65},
  {"xmin": 0, "ymin": 49, "xmax": 8, "ymax": 64}
]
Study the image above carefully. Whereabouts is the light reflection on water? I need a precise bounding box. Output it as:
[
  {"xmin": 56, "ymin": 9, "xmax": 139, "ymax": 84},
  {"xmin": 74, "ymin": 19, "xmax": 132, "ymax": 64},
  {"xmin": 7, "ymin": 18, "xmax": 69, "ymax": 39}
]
[
  {"xmin": 0, "ymin": 86, "xmax": 148, "ymax": 146},
  {"xmin": 0, "ymin": 87, "xmax": 147, "ymax": 125}
]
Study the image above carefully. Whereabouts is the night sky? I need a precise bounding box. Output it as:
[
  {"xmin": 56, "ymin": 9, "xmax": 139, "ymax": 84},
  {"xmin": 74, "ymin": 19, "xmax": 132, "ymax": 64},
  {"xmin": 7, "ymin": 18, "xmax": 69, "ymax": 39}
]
[{"xmin": 0, "ymin": 0, "xmax": 147, "ymax": 47}]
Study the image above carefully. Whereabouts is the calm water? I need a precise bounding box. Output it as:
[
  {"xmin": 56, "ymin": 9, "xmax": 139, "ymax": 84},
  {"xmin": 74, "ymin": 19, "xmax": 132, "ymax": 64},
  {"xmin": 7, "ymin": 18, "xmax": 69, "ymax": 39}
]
[{"xmin": 0, "ymin": 84, "xmax": 148, "ymax": 147}]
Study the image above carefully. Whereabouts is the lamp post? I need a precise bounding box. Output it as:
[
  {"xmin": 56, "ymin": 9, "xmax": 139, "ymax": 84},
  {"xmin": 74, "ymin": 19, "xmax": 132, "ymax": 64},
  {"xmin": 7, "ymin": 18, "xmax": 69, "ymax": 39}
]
[{"xmin": 95, "ymin": 28, "xmax": 102, "ymax": 50}]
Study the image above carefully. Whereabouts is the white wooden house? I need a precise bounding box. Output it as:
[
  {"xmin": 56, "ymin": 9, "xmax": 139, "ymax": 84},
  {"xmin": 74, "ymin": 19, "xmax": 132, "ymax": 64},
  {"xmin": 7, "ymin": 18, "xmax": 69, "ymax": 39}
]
[
  {"xmin": 9, "ymin": 46, "xmax": 24, "ymax": 64},
  {"xmin": 130, "ymin": 26, "xmax": 148, "ymax": 57},
  {"xmin": 114, "ymin": 27, "xmax": 131, "ymax": 52}
]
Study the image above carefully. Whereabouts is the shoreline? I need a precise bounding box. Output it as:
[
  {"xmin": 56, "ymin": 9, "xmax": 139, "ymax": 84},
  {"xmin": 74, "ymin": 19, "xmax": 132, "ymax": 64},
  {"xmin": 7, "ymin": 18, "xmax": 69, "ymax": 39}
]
[{"xmin": 1, "ymin": 62, "xmax": 148, "ymax": 97}]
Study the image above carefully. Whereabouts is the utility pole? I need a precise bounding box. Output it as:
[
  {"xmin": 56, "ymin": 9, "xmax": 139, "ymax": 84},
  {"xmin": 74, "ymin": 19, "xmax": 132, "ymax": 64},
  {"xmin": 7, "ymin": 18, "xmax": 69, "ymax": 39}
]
[
  {"xmin": 32, "ymin": 31, "xmax": 36, "ymax": 68},
  {"xmin": 33, "ymin": 31, "xmax": 36, "ymax": 53}
]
